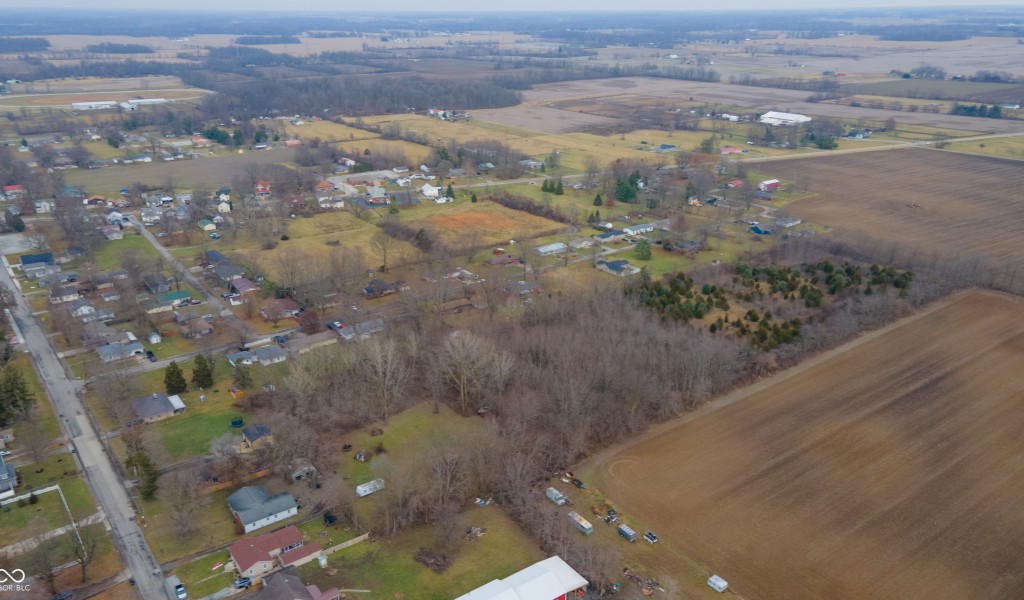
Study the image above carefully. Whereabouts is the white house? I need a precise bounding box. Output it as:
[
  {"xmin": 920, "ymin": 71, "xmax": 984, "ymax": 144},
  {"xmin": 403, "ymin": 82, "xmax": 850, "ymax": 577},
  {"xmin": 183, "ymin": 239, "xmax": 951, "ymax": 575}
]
[
  {"xmin": 217, "ymin": 200, "xmax": 232, "ymax": 214},
  {"xmin": 34, "ymin": 199, "xmax": 55, "ymax": 214},
  {"xmin": 69, "ymin": 299, "xmax": 95, "ymax": 318},
  {"xmin": 535, "ymin": 242, "xmax": 566, "ymax": 256},
  {"xmin": 228, "ymin": 486, "xmax": 298, "ymax": 534},
  {"xmin": 623, "ymin": 223, "xmax": 655, "ymax": 236},
  {"xmin": 759, "ymin": 111, "xmax": 811, "ymax": 126},
  {"xmin": 420, "ymin": 183, "xmax": 439, "ymax": 199},
  {"xmin": 104, "ymin": 208, "xmax": 124, "ymax": 225}
]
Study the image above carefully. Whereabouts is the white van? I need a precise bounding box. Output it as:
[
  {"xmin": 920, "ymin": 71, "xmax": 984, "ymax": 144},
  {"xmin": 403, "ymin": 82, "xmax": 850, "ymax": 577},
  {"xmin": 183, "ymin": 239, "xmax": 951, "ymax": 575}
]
[{"xmin": 707, "ymin": 575, "xmax": 729, "ymax": 592}]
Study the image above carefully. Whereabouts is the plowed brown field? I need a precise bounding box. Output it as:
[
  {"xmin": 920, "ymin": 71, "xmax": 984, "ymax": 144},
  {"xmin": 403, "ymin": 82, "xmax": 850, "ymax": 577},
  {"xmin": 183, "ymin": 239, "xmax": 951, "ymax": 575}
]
[
  {"xmin": 774, "ymin": 148, "xmax": 1024, "ymax": 266},
  {"xmin": 594, "ymin": 290, "xmax": 1024, "ymax": 600}
]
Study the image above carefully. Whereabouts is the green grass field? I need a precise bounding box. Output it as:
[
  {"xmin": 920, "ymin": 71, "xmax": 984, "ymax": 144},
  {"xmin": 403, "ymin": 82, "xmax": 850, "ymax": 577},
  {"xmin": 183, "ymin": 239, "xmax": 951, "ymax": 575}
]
[
  {"xmin": 174, "ymin": 550, "xmax": 235, "ymax": 599},
  {"xmin": 139, "ymin": 487, "xmax": 241, "ymax": 563},
  {"xmin": 299, "ymin": 504, "xmax": 544, "ymax": 600},
  {"xmin": 91, "ymin": 231, "xmax": 161, "ymax": 270}
]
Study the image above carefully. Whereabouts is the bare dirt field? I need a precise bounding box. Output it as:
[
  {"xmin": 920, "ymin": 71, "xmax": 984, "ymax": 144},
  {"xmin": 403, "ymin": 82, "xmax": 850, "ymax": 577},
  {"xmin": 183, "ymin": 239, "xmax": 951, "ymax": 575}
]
[
  {"xmin": 770, "ymin": 147, "xmax": 1024, "ymax": 266},
  {"xmin": 471, "ymin": 104, "xmax": 619, "ymax": 134},
  {"xmin": 593, "ymin": 290, "xmax": 1024, "ymax": 600},
  {"xmin": 65, "ymin": 148, "xmax": 298, "ymax": 196},
  {"xmin": 0, "ymin": 88, "xmax": 205, "ymax": 108},
  {"xmin": 516, "ymin": 78, "xmax": 1024, "ymax": 133}
]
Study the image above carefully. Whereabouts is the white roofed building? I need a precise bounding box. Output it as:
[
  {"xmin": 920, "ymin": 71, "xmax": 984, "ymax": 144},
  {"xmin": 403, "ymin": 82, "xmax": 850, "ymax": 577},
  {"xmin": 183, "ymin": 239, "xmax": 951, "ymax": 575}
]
[
  {"xmin": 454, "ymin": 556, "xmax": 587, "ymax": 600},
  {"xmin": 759, "ymin": 111, "xmax": 811, "ymax": 126}
]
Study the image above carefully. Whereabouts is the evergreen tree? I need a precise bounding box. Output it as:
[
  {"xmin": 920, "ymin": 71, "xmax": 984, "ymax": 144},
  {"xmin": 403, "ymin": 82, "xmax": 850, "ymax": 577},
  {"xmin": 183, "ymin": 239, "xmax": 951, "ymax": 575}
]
[
  {"xmin": 164, "ymin": 361, "xmax": 187, "ymax": 395},
  {"xmin": 0, "ymin": 364, "xmax": 34, "ymax": 424},
  {"xmin": 191, "ymin": 354, "xmax": 213, "ymax": 389},
  {"xmin": 128, "ymin": 452, "xmax": 160, "ymax": 500},
  {"xmin": 446, "ymin": 184, "xmax": 454, "ymax": 198},
  {"xmin": 471, "ymin": 193, "xmax": 478, "ymax": 203},
  {"xmin": 593, "ymin": 194, "xmax": 603, "ymax": 206},
  {"xmin": 20, "ymin": 138, "xmax": 28, "ymax": 148},
  {"xmin": 10, "ymin": 215, "xmax": 24, "ymax": 232},
  {"xmin": 541, "ymin": 180, "xmax": 551, "ymax": 193},
  {"xmin": 554, "ymin": 181, "xmax": 564, "ymax": 195},
  {"xmin": 233, "ymin": 364, "xmax": 253, "ymax": 391},
  {"xmin": 635, "ymin": 239, "xmax": 652, "ymax": 260}
]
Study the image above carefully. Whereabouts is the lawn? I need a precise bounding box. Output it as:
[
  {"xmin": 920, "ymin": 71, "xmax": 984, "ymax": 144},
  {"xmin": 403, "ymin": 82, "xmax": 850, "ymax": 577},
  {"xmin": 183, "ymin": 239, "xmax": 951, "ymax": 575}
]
[
  {"xmin": 256, "ymin": 211, "xmax": 422, "ymax": 279},
  {"xmin": 0, "ymin": 489, "xmax": 72, "ymax": 544},
  {"xmin": 298, "ymin": 504, "xmax": 545, "ymax": 600},
  {"xmin": 9, "ymin": 352, "xmax": 61, "ymax": 442},
  {"xmin": 946, "ymin": 136, "xmax": 1024, "ymax": 160},
  {"xmin": 139, "ymin": 487, "xmax": 240, "ymax": 563},
  {"xmin": 0, "ymin": 472, "xmax": 96, "ymax": 546},
  {"xmin": 91, "ymin": 231, "xmax": 161, "ymax": 271},
  {"xmin": 139, "ymin": 356, "xmax": 252, "ymax": 462},
  {"xmin": 280, "ymin": 120, "xmax": 380, "ymax": 142},
  {"xmin": 339, "ymin": 403, "xmax": 479, "ymax": 498},
  {"xmin": 174, "ymin": 550, "xmax": 235, "ymax": 599}
]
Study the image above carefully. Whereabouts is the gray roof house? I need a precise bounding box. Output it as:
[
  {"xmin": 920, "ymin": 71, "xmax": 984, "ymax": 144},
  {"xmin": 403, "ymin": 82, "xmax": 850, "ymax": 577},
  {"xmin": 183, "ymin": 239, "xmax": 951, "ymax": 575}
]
[
  {"xmin": 0, "ymin": 454, "xmax": 17, "ymax": 500},
  {"xmin": 228, "ymin": 345, "xmax": 287, "ymax": 367},
  {"xmin": 96, "ymin": 341, "xmax": 145, "ymax": 362},
  {"xmin": 131, "ymin": 392, "xmax": 186, "ymax": 425},
  {"xmin": 144, "ymin": 273, "xmax": 172, "ymax": 294},
  {"xmin": 69, "ymin": 299, "xmax": 95, "ymax": 318},
  {"xmin": 596, "ymin": 259, "xmax": 641, "ymax": 277},
  {"xmin": 214, "ymin": 263, "xmax": 246, "ymax": 281},
  {"xmin": 228, "ymin": 486, "xmax": 298, "ymax": 533}
]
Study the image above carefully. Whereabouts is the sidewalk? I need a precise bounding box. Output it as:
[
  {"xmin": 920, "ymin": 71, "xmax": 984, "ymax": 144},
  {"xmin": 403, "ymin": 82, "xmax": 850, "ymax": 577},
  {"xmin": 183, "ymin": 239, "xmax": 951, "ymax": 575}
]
[{"xmin": 0, "ymin": 511, "xmax": 105, "ymax": 556}]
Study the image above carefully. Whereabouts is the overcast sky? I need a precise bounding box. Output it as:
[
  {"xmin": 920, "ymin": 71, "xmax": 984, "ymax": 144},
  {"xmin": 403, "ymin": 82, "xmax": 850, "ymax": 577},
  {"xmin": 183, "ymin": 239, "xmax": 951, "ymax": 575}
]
[{"xmin": 4, "ymin": 0, "xmax": 1024, "ymax": 11}]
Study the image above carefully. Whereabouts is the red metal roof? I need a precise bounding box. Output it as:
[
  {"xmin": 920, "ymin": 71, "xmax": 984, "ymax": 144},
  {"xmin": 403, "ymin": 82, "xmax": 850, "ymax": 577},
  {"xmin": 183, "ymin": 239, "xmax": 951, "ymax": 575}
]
[
  {"xmin": 279, "ymin": 542, "xmax": 322, "ymax": 566},
  {"xmin": 229, "ymin": 525, "xmax": 304, "ymax": 573}
]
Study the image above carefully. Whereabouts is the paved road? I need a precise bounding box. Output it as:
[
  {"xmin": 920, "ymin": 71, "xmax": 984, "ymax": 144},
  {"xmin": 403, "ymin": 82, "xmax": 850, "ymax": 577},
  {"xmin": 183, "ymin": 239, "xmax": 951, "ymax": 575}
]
[
  {"xmin": 130, "ymin": 215, "xmax": 247, "ymax": 336},
  {"xmin": 0, "ymin": 263, "xmax": 169, "ymax": 599}
]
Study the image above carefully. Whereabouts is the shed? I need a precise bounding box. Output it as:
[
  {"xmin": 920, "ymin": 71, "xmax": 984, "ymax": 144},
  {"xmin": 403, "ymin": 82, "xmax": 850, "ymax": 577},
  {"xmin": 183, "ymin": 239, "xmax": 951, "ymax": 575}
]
[{"xmin": 355, "ymin": 478, "xmax": 385, "ymax": 497}]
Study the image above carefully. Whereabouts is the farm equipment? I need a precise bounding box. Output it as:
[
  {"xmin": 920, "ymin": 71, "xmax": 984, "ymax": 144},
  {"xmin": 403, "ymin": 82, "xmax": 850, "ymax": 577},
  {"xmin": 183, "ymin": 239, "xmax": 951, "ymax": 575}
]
[{"xmin": 623, "ymin": 568, "xmax": 662, "ymax": 595}]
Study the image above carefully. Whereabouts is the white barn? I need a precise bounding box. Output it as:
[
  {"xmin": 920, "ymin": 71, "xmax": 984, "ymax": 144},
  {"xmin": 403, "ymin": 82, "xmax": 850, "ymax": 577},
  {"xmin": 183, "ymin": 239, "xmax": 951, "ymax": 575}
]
[{"xmin": 759, "ymin": 111, "xmax": 811, "ymax": 126}]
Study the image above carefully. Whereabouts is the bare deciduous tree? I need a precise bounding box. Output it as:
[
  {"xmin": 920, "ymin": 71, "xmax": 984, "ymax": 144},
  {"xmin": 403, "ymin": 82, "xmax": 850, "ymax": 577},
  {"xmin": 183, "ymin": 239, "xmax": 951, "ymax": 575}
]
[
  {"xmin": 160, "ymin": 468, "xmax": 207, "ymax": 537},
  {"xmin": 72, "ymin": 519, "xmax": 102, "ymax": 583},
  {"xmin": 358, "ymin": 336, "xmax": 410, "ymax": 423},
  {"xmin": 435, "ymin": 332, "xmax": 495, "ymax": 414}
]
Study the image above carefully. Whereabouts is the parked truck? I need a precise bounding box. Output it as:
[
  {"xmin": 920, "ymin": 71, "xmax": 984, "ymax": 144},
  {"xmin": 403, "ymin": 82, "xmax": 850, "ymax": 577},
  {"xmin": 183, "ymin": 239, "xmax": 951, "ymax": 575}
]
[
  {"xmin": 546, "ymin": 487, "xmax": 567, "ymax": 506},
  {"xmin": 567, "ymin": 511, "xmax": 594, "ymax": 535},
  {"xmin": 617, "ymin": 523, "xmax": 638, "ymax": 542}
]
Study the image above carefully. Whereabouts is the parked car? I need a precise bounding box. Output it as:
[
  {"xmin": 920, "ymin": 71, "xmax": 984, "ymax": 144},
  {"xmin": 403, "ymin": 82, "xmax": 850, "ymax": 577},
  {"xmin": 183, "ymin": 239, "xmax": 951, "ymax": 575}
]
[
  {"xmin": 644, "ymin": 531, "xmax": 659, "ymax": 544},
  {"xmin": 328, "ymin": 321, "xmax": 345, "ymax": 331},
  {"xmin": 0, "ymin": 450, "xmax": 11, "ymax": 457},
  {"xmin": 233, "ymin": 577, "xmax": 251, "ymax": 589},
  {"xmin": 156, "ymin": 232, "xmax": 169, "ymax": 237},
  {"xmin": 174, "ymin": 583, "xmax": 188, "ymax": 599},
  {"xmin": 571, "ymin": 478, "xmax": 586, "ymax": 489},
  {"xmin": 145, "ymin": 350, "xmax": 156, "ymax": 363},
  {"xmin": 209, "ymin": 232, "xmax": 221, "ymax": 239}
]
